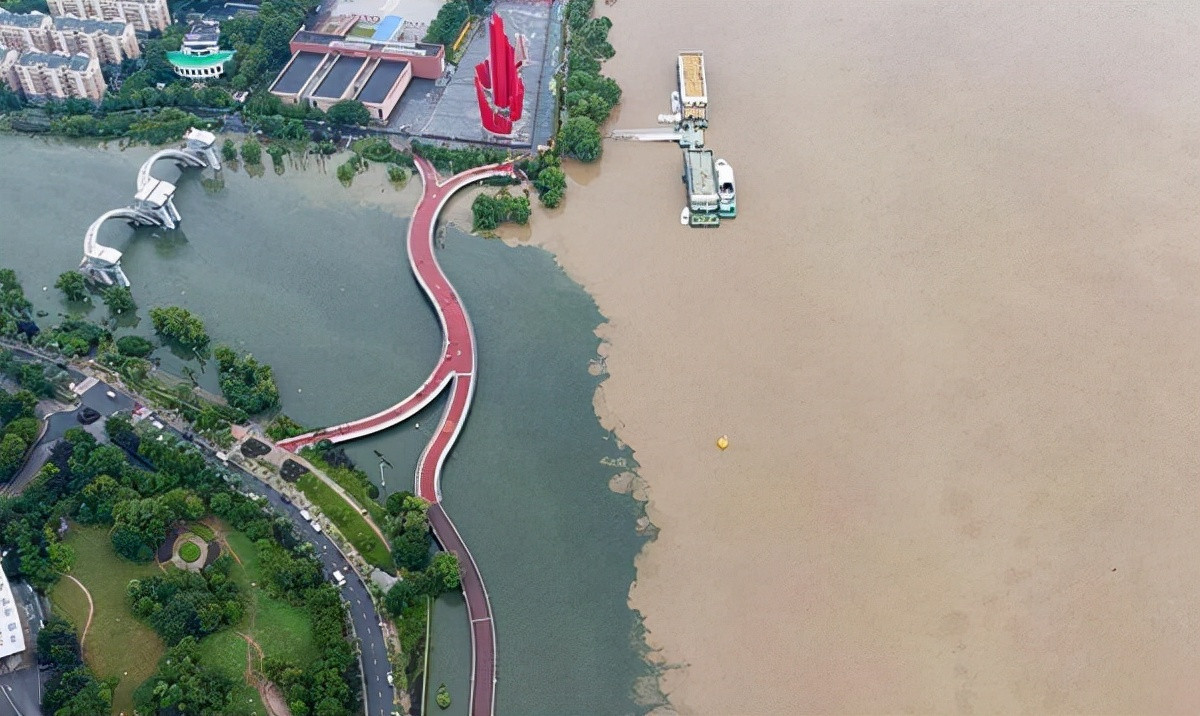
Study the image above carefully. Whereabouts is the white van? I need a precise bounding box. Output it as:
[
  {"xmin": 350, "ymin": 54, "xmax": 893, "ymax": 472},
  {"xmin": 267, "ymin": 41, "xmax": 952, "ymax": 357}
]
[
  {"xmin": 310, "ymin": 521, "xmax": 322, "ymax": 533},
  {"xmin": 299, "ymin": 509, "xmax": 312, "ymax": 521},
  {"xmin": 332, "ymin": 570, "xmax": 347, "ymax": 587}
]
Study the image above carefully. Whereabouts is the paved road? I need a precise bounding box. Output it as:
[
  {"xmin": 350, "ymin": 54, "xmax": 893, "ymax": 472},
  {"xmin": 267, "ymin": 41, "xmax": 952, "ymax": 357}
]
[{"xmin": 2, "ymin": 363, "xmax": 396, "ymax": 716}]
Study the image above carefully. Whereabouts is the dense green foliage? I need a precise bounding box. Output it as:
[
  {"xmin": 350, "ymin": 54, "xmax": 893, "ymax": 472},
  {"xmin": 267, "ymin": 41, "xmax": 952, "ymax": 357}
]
[
  {"xmin": 149, "ymin": 306, "xmax": 209, "ymax": 351},
  {"xmin": 424, "ymin": 0, "xmax": 470, "ymax": 45},
  {"xmin": 436, "ymin": 683, "xmax": 451, "ymax": 709},
  {"xmin": 213, "ymin": 345, "xmax": 280, "ymax": 413},
  {"xmin": 0, "ymin": 383, "xmax": 38, "ymax": 480},
  {"xmin": 557, "ymin": 115, "xmax": 603, "ymax": 162},
  {"xmin": 128, "ymin": 560, "xmax": 243, "ymax": 643},
  {"xmin": 383, "ymin": 493, "xmax": 461, "ymax": 616},
  {"xmin": 336, "ymin": 152, "xmax": 366, "ymax": 185},
  {"xmin": 134, "ymin": 637, "xmax": 240, "ymax": 715},
  {"xmin": 241, "ymin": 137, "xmax": 263, "ymax": 165},
  {"xmin": 471, "ymin": 190, "xmax": 531, "ymax": 231},
  {"xmin": 265, "ymin": 413, "xmax": 308, "ymax": 441},
  {"xmin": 221, "ymin": 139, "xmax": 238, "ymax": 162},
  {"xmin": 352, "ymin": 136, "xmax": 413, "ymax": 165},
  {"xmin": 326, "ymin": 99, "xmax": 371, "ymax": 126},
  {"xmin": 412, "ymin": 140, "xmax": 509, "ymax": 174},
  {"xmin": 116, "ymin": 335, "xmax": 155, "ymax": 358},
  {"xmin": 102, "ymin": 285, "xmax": 136, "ymax": 315},
  {"xmin": 55, "ymin": 271, "xmax": 89, "ymax": 302},
  {"xmin": 52, "ymin": 107, "xmax": 211, "ymax": 144},
  {"xmin": 0, "ymin": 349, "xmax": 57, "ymax": 397},
  {"xmin": 387, "ymin": 164, "xmax": 408, "ymax": 183},
  {"xmin": 35, "ymin": 317, "xmax": 109, "ymax": 357},
  {"xmin": 178, "ymin": 541, "xmax": 201, "ymax": 562}
]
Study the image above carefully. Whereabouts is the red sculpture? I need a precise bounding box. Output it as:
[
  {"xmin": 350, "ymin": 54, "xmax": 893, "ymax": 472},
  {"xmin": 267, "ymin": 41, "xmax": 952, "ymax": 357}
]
[{"xmin": 474, "ymin": 13, "xmax": 526, "ymax": 136}]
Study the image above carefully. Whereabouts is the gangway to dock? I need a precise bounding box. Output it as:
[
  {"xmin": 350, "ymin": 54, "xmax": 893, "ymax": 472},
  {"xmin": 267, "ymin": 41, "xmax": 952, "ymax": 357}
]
[{"xmin": 610, "ymin": 128, "xmax": 683, "ymax": 142}]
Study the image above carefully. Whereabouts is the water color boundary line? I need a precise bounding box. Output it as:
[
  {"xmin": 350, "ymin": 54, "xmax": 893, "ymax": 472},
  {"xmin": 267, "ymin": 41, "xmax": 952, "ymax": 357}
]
[{"xmin": 278, "ymin": 156, "xmax": 514, "ymax": 716}]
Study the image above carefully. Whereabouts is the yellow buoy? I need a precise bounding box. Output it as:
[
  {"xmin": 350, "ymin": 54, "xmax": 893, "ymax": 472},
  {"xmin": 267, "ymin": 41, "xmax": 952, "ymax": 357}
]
[{"xmin": 716, "ymin": 435, "xmax": 729, "ymax": 451}]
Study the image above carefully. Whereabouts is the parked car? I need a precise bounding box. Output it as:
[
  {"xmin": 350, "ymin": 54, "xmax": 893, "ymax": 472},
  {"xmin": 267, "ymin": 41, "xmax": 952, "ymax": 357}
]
[
  {"xmin": 299, "ymin": 509, "xmax": 312, "ymax": 521},
  {"xmin": 76, "ymin": 407, "xmax": 101, "ymax": 424}
]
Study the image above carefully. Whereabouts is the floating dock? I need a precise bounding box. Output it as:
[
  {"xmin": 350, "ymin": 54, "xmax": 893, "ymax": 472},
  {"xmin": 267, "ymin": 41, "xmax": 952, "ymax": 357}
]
[{"xmin": 609, "ymin": 50, "xmax": 734, "ymax": 228}]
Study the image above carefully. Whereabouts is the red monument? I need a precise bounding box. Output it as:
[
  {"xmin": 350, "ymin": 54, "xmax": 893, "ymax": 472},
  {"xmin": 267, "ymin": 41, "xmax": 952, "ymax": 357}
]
[{"xmin": 474, "ymin": 13, "xmax": 527, "ymax": 136}]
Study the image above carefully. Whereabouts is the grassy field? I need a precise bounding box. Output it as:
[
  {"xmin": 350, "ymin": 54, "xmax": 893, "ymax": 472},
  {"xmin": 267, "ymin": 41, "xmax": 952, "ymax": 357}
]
[
  {"xmin": 297, "ymin": 472, "xmax": 393, "ymax": 571},
  {"xmin": 197, "ymin": 528, "xmax": 319, "ymax": 714},
  {"xmin": 50, "ymin": 524, "xmax": 165, "ymax": 716},
  {"xmin": 300, "ymin": 449, "xmax": 388, "ymax": 523}
]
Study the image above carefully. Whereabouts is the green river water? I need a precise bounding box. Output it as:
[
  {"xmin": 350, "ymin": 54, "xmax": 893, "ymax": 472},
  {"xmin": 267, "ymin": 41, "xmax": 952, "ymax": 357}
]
[{"xmin": 0, "ymin": 135, "xmax": 651, "ymax": 714}]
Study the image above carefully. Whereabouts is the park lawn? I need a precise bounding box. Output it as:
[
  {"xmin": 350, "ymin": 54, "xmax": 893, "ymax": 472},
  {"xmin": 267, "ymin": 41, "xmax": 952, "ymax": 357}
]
[
  {"xmin": 195, "ymin": 527, "xmax": 316, "ymax": 715},
  {"xmin": 299, "ymin": 449, "xmax": 388, "ymax": 524},
  {"xmin": 196, "ymin": 630, "xmax": 266, "ymax": 716},
  {"xmin": 297, "ymin": 472, "xmax": 393, "ymax": 571},
  {"xmin": 50, "ymin": 523, "xmax": 164, "ymax": 716}
]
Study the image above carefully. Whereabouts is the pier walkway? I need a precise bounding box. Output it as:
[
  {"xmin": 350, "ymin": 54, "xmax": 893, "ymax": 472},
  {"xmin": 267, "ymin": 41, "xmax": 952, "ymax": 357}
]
[{"xmin": 277, "ymin": 155, "xmax": 512, "ymax": 716}]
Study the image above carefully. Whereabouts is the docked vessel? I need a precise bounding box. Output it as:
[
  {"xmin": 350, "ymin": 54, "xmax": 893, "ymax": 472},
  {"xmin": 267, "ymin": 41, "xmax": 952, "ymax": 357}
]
[
  {"xmin": 683, "ymin": 148, "xmax": 720, "ymax": 227},
  {"xmin": 715, "ymin": 158, "xmax": 736, "ymax": 218}
]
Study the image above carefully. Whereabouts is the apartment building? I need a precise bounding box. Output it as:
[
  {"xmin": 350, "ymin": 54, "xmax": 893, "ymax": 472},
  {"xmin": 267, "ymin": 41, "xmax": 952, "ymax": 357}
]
[
  {"xmin": 0, "ymin": 9, "xmax": 138, "ymax": 64},
  {"xmin": 1, "ymin": 49, "xmax": 107, "ymax": 101},
  {"xmin": 46, "ymin": 0, "xmax": 169, "ymax": 33}
]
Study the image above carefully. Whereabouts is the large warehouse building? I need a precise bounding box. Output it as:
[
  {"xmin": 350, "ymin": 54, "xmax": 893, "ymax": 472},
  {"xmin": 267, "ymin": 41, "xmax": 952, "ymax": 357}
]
[{"xmin": 268, "ymin": 18, "xmax": 444, "ymax": 123}]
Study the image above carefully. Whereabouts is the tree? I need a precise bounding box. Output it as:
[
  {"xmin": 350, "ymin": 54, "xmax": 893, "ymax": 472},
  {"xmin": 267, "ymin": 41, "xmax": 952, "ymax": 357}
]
[
  {"xmin": 384, "ymin": 579, "xmax": 419, "ymax": 616},
  {"xmin": 221, "ymin": 138, "xmax": 237, "ymax": 161},
  {"xmin": 102, "ymin": 286, "xmax": 136, "ymax": 315},
  {"xmin": 4, "ymin": 416, "xmax": 39, "ymax": 446},
  {"xmin": 212, "ymin": 345, "xmax": 280, "ymax": 413},
  {"xmin": 55, "ymin": 272, "xmax": 89, "ymax": 302},
  {"xmin": 116, "ymin": 335, "xmax": 154, "ymax": 357},
  {"xmin": 533, "ymin": 165, "xmax": 567, "ymax": 208},
  {"xmin": 430, "ymin": 551, "xmax": 461, "ymax": 593},
  {"xmin": 0, "ymin": 389, "xmax": 37, "ymax": 423},
  {"xmin": 0, "ymin": 432, "xmax": 28, "ymax": 480},
  {"xmin": 148, "ymin": 306, "xmax": 208, "ymax": 351},
  {"xmin": 558, "ymin": 116, "xmax": 603, "ymax": 162},
  {"xmin": 391, "ymin": 526, "xmax": 431, "ymax": 571},
  {"xmin": 37, "ymin": 617, "xmax": 83, "ymax": 670},
  {"xmin": 326, "ymin": 99, "xmax": 370, "ymax": 126},
  {"xmin": 241, "ymin": 137, "xmax": 263, "ymax": 165}
]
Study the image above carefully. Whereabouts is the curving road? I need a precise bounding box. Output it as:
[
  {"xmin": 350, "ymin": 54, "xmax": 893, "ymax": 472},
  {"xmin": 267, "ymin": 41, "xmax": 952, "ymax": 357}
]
[
  {"xmin": 278, "ymin": 156, "xmax": 513, "ymax": 716},
  {"xmin": 0, "ymin": 361, "xmax": 396, "ymax": 716}
]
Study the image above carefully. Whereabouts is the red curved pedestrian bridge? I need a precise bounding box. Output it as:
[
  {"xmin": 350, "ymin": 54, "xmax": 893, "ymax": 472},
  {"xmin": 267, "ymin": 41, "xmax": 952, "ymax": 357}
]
[{"xmin": 278, "ymin": 155, "xmax": 512, "ymax": 716}]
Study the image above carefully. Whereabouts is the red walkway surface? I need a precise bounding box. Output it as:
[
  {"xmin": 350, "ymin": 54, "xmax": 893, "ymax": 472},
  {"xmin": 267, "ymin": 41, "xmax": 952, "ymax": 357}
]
[{"xmin": 278, "ymin": 155, "xmax": 512, "ymax": 716}]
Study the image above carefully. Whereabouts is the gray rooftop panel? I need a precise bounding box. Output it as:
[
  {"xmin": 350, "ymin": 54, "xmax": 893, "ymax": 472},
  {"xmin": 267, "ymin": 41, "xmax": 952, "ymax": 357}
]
[
  {"xmin": 271, "ymin": 51, "xmax": 323, "ymax": 95},
  {"xmin": 356, "ymin": 59, "xmax": 406, "ymax": 104},
  {"xmin": 312, "ymin": 55, "xmax": 364, "ymax": 99},
  {"xmin": 0, "ymin": 9, "xmax": 49, "ymax": 28},
  {"xmin": 53, "ymin": 15, "xmax": 128, "ymax": 35},
  {"xmin": 18, "ymin": 50, "xmax": 91, "ymax": 70}
]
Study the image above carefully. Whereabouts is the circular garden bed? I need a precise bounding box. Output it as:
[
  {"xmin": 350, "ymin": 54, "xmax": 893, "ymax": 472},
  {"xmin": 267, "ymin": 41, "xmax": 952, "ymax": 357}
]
[{"xmin": 178, "ymin": 541, "xmax": 202, "ymax": 563}]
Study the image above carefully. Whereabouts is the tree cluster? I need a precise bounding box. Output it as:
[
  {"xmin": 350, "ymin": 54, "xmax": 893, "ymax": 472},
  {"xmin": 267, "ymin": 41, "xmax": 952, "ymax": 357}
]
[
  {"xmin": 263, "ymin": 585, "xmax": 359, "ymax": 716},
  {"xmin": 552, "ymin": 0, "xmax": 620, "ymax": 163},
  {"xmin": 35, "ymin": 317, "xmax": 109, "ymax": 357},
  {"xmin": 241, "ymin": 137, "xmax": 263, "ymax": 165},
  {"xmin": 424, "ymin": 0, "xmax": 470, "ymax": 46},
  {"xmin": 128, "ymin": 559, "xmax": 244, "ymax": 644},
  {"xmin": 213, "ymin": 345, "xmax": 281, "ymax": 413},
  {"xmin": 134, "ymin": 637, "xmax": 241, "ymax": 715},
  {"xmin": 471, "ymin": 190, "xmax": 531, "ymax": 231},
  {"xmin": 412, "ymin": 141, "xmax": 510, "ymax": 175},
  {"xmin": 0, "ymin": 267, "xmax": 33, "ymax": 339},
  {"xmin": 0, "ymin": 385, "xmax": 37, "ymax": 481},
  {"xmin": 38, "ymin": 618, "xmax": 114, "ymax": 716},
  {"xmin": 0, "ymin": 348, "xmax": 57, "ymax": 397},
  {"xmin": 381, "ymin": 492, "xmax": 461, "ymax": 616},
  {"xmin": 149, "ymin": 306, "xmax": 210, "ymax": 352}
]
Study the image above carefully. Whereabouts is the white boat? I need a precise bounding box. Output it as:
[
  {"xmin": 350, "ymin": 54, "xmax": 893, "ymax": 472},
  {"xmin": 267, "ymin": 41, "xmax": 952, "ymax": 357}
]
[
  {"xmin": 680, "ymin": 207, "xmax": 690, "ymax": 225},
  {"xmin": 715, "ymin": 158, "xmax": 736, "ymax": 218}
]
